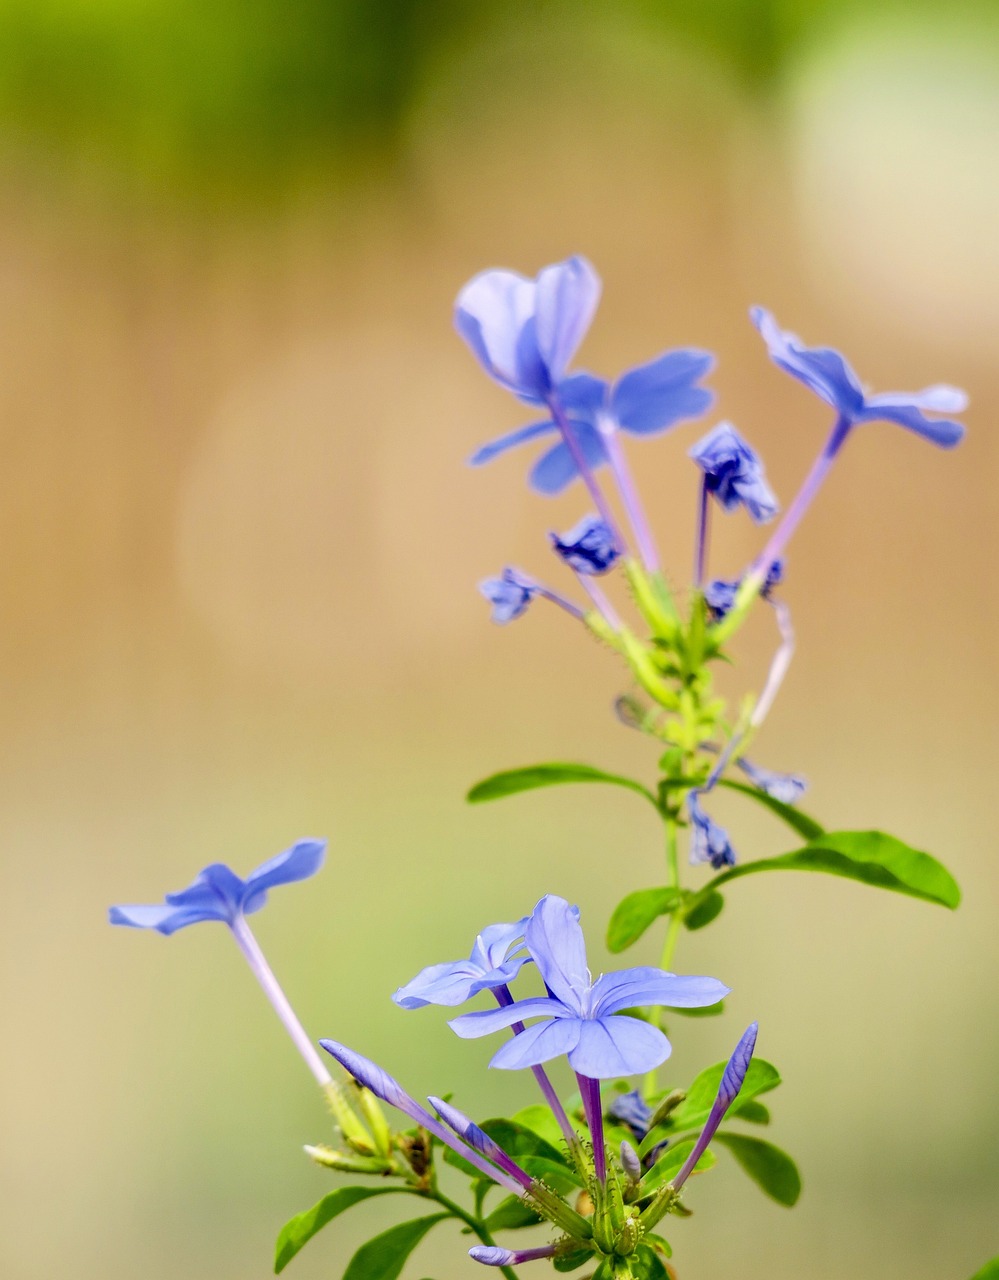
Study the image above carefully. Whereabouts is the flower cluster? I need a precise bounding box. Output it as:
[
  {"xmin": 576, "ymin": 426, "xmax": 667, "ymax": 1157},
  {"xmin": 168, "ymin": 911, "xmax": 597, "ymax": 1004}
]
[{"xmin": 458, "ymin": 257, "xmax": 967, "ymax": 867}]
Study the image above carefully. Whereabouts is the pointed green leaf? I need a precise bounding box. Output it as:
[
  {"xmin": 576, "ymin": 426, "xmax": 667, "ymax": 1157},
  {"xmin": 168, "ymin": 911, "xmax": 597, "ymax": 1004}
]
[
  {"xmin": 714, "ymin": 1132, "xmax": 802, "ymax": 1206},
  {"xmin": 274, "ymin": 1187, "xmax": 413, "ymax": 1273},
  {"xmin": 683, "ymin": 889, "xmax": 724, "ymax": 931},
  {"xmin": 467, "ymin": 763, "xmax": 658, "ymax": 810},
  {"xmin": 717, "ymin": 778, "xmax": 825, "ymax": 840},
  {"xmin": 640, "ymin": 1137, "xmax": 716, "ymax": 1193},
  {"xmin": 639, "ymin": 1058, "xmax": 781, "ymax": 1154},
  {"xmin": 970, "ymin": 1259, "xmax": 999, "ymax": 1280},
  {"xmin": 483, "ymin": 1195, "xmax": 542, "ymax": 1232},
  {"xmin": 511, "ymin": 1104, "xmax": 569, "ymax": 1149},
  {"xmin": 704, "ymin": 830, "xmax": 960, "ymax": 909},
  {"xmin": 342, "ymin": 1214, "xmax": 449, "ymax": 1280},
  {"xmin": 631, "ymin": 1244, "xmax": 670, "ymax": 1279},
  {"xmin": 479, "ymin": 1118, "xmax": 583, "ymax": 1191},
  {"xmin": 553, "ymin": 1244, "xmax": 596, "ymax": 1272},
  {"xmin": 731, "ymin": 1099, "xmax": 770, "ymax": 1124},
  {"xmin": 606, "ymin": 887, "xmax": 681, "ymax": 953}
]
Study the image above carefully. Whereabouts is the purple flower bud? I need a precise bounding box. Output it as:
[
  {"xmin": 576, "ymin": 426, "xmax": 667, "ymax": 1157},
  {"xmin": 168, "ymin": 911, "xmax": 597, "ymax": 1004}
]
[
  {"xmin": 479, "ymin": 567, "xmax": 536, "ymax": 624},
  {"xmin": 673, "ymin": 1022, "xmax": 759, "ymax": 1191},
  {"xmin": 550, "ymin": 514, "xmax": 619, "ymax": 575},
  {"xmin": 428, "ymin": 1096, "xmax": 532, "ymax": 1190},
  {"xmin": 737, "ymin": 757, "xmax": 807, "ymax": 805},
  {"xmin": 469, "ymin": 1244, "xmax": 558, "ymax": 1267},
  {"xmin": 688, "ymin": 793, "xmax": 737, "ymax": 869},
  {"xmin": 608, "ymin": 1088, "xmax": 653, "ymax": 1139},
  {"xmin": 689, "ymin": 422, "xmax": 779, "ymax": 524},
  {"xmin": 620, "ymin": 1139, "xmax": 642, "ymax": 1182},
  {"xmin": 704, "ymin": 577, "xmax": 738, "ymax": 620}
]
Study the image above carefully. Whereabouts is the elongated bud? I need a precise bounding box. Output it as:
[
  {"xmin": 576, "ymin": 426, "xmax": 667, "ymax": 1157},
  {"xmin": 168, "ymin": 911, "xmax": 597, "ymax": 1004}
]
[
  {"xmin": 469, "ymin": 1244, "xmax": 558, "ymax": 1267},
  {"xmin": 428, "ymin": 1097, "xmax": 532, "ymax": 1190},
  {"xmin": 620, "ymin": 1140, "xmax": 641, "ymax": 1183},
  {"xmin": 672, "ymin": 1023, "xmax": 758, "ymax": 1192},
  {"xmin": 649, "ymin": 1089, "xmax": 686, "ymax": 1130},
  {"xmin": 303, "ymin": 1144, "xmax": 393, "ymax": 1175}
]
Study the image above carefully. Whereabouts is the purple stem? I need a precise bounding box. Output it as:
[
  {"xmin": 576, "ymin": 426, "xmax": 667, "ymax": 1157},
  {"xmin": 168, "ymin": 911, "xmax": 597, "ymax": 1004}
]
[
  {"xmin": 576, "ymin": 1073, "xmax": 606, "ymax": 1184},
  {"xmin": 531, "ymin": 579, "xmax": 587, "ymax": 621},
  {"xmin": 547, "ymin": 395, "xmax": 625, "ymax": 552},
  {"xmin": 229, "ymin": 915, "xmax": 332, "ymax": 1087},
  {"xmin": 429, "ymin": 1097, "xmax": 533, "ymax": 1190},
  {"xmin": 673, "ymin": 1023, "xmax": 758, "ymax": 1191},
  {"xmin": 575, "ymin": 572, "xmax": 623, "ymax": 632},
  {"xmin": 750, "ymin": 599, "xmax": 794, "ymax": 729},
  {"xmin": 595, "ymin": 411, "xmax": 659, "ymax": 572},
  {"xmin": 493, "ymin": 986, "xmax": 580, "ymax": 1153},
  {"xmin": 693, "ymin": 476, "xmax": 709, "ymax": 589},
  {"xmin": 751, "ymin": 414, "xmax": 852, "ymax": 585}
]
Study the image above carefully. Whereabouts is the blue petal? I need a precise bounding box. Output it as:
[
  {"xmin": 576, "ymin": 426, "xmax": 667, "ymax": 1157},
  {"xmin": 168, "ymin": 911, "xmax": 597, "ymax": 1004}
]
[
  {"xmin": 612, "ymin": 349, "xmax": 715, "ymax": 436},
  {"xmin": 534, "ymin": 257, "xmax": 601, "ymax": 385},
  {"xmin": 480, "ymin": 569, "xmax": 535, "ymax": 625},
  {"xmin": 393, "ymin": 960, "xmax": 487, "ymax": 1010},
  {"xmin": 524, "ymin": 895, "xmax": 590, "ymax": 1009},
  {"xmin": 529, "ymin": 420, "xmax": 607, "ymax": 495},
  {"xmin": 454, "ymin": 269, "xmax": 546, "ymax": 398},
  {"xmin": 751, "ymin": 307, "xmax": 865, "ymax": 418},
  {"xmin": 469, "ymin": 420, "xmax": 558, "ymax": 467},
  {"xmin": 558, "ymin": 370, "xmax": 609, "ymax": 416},
  {"xmin": 567, "ymin": 1016, "xmax": 671, "ymax": 1077},
  {"xmin": 590, "ymin": 968, "xmax": 730, "ymax": 1017},
  {"xmin": 857, "ymin": 395, "xmax": 965, "ymax": 447},
  {"xmin": 107, "ymin": 902, "xmax": 227, "ymax": 934},
  {"xmin": 488, "ymin": 1016, "xmax": 582, "ymax": 1070},
  {"xmin": 242, "ymin": 839, "xmax": 326, "ymax": 914},
  {"xmin": 472, "ymin": 918, "xmax": 530, "ymax": 970},
  {"xmin": 448, "ymin": 997, "xmax": 570, "ymax": 1039}
]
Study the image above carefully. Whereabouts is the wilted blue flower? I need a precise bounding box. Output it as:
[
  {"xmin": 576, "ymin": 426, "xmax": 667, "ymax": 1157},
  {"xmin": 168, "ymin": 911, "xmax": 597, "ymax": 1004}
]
[
  {"xmin": 108, "ymin": 840, "xmax": 326, "ymax": 934},
  {"xmin": 455, "ymin": 256, "xmax": 601, "ymax": 402},
  {"xmin": 672, "ymin": 1023, "xmax": 758, "ymax": 1191},
  {"xmin": 550, "ymin": 514, "xmax": 619, "ymax": 575},
  {"xmin": 479, "ymin": 568, "xmax": 536, "ymax": 624},
  {"xmin": 705, "ymin": 558, "xmax": 783, "ymax": 620},
  {"xmin": 688, "ymin": 794, "xmax": 736, "ymax": 869},
  {"xmin": 393, "ymin": 919, "xmax": 529, "ymax": 1009},
  {"xmin": 737, "ymin": 757, "xmax": 807, "ymax": 805},
  {"xmin": 608, "ymin": 1089, "xmax": 653, "ymax": 1140},
  {"xmin": 751, "ymin": 307, "xmax": 967, "ymax": 446},
  {"xmin": 449, "ymin": 895, "xmax": 728, "ymax": 1077},
  {"xmin": 689, "ymin": 422, "xmax": 778, "ymax": 524},
  {"xmin": 471, "ymin": 351, "xmax": 715, "ymax": 495}
]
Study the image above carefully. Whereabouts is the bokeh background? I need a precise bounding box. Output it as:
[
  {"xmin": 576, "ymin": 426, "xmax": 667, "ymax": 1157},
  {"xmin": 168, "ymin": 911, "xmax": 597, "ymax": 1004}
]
[{"xmin": 1, "ymin": 2, "xmax": 998, "ymax": 1277}]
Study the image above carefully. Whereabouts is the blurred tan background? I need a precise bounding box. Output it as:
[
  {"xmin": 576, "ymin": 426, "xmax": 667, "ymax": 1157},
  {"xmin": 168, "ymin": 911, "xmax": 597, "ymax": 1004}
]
[{"xmin": 0, "ymin": 3, "xmax": 997, "ymax": 1278}]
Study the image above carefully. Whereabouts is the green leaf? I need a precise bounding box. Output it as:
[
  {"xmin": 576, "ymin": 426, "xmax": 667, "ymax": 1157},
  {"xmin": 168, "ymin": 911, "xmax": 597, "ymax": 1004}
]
[
  {"xmin": 342, "ymin": 1214, "xmax": 449, "ymax": 1280},
  {"xmin": 640, "ymin": 1137, "xmax": 716, "ymax": 1193},
  {"xmin": 631, "ymin": 1244, "xmax": 670, "ymax": 1279},
  {"xmin": 717, "ymin": 778, "xmax": 825, "ymax": 840},
  {"xmin": 714, "ymin": 1132, "xmax": 802, "ymax": 1206},
  {"xmin": 553, "ymin": 1245, "xmax": 596, "ymax": 1272},
  {"xmin": 274, "ymin": 1187, "xmax": 413, "ymax": 1273},
  {"xmin": 606, "ymin": 887, "xmax": 681, "ymax": 952},
  {"xmin": 704, "ymin": 830, "xmax": 960, "ymax": 909},
  {"xmin": 683, "ymin": 890, "xmax": 724, "ymax": 931},
  {"xmin": 970, "ymin": 1259, "xmax": 999, "ymax": 1280},
  {"xmin": 467, "ymin": 763, "xmax": 658, "ymax": 810},
  {"xmin": 512, "ymin": 1104, "xmax": 568, "ymax": 1150},
  {"xmin": 639, "ymin": 1058, "xmax": 781, "ymax": 1155},
  {"xmin": 483, "ymin": 1195, "xmax": 542, "ymax": 1232},
  {"xmin": 479, "ymin": 1119, "xmax": 583, "ymax": 1191},
  {"xmin": 731, "ymin": 1099, "xmax": 770, "ymax": 1124}
]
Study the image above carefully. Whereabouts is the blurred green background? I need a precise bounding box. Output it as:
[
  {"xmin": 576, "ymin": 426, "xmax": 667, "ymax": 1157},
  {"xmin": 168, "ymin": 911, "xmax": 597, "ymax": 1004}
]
[{"xmin": 1, "ymin": 1, "xmax": 997, "ymax": 1277}]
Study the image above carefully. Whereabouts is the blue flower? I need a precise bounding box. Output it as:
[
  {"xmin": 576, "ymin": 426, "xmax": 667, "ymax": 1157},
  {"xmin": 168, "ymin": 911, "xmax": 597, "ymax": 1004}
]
[
  {"xmin": 479, "ymin": 567, "xmax": 536, "ymax": 624},
  {"xmin": 449, "ymin": 895, "xmax": 728, "ymax": 1078},
  {"xmin": 705, "ymin": 558, "xmax": 783, "ymax": 620},
  {"xmin": 393, "ymin": 919, "xmax": 530, "ymax": 1010},
  {"xmin": 751, "ymin": 307, "xmax": 967, "ymax": 446},
  {"xmin": 550, "ymin": 515, "xmax": 619, "ymax": 575},
  {"xmin": 455, "ymin": 256, "xmax": 601, "ymax": 402},
  {"xmin": 608, "ymin": 1089, "xmax": 653, "ymax": 1140},
  {"xmin": 689, "ymin": 422, "xmax": 778, "ymax": 524},
  {"xmin": 737, "ymin": 757, "xmax": 807, "ymax": 805},
  {"xmin": 471, "ymin": 352, "xmax": 715, "ymax": 495},
  {"xmin": 108, "ymin": 840, "xmax": 326, "ymax": 934},
  {"xmin": 688, "ymin": 794, "xmax": 736, "ymax": 869}
]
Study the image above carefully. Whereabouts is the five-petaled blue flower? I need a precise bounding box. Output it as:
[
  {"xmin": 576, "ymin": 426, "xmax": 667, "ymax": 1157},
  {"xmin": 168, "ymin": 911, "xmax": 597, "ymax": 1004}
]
[
  {"xmin": 550, "ymin": 515, "xmax": 619, "ymax": 575},
  {"xmin": 479, "ymin": 567, "xmax": 536, "ymax": 624},
  {"xmin": 457, "ymin": 256, "xmax": 714, "ymax": 494},
  {"xmin": 751, "ymin": 307, "xmax": 967, "ymax": 446},
  {"xmin": 689, "ymin": 422, "xmax": 778, "ymax": 524},
  {"xmin": 393, "ymin": 919, "xmax": 529, "ymax": 1009},
  {"xmin": 449, "ymin": 895, "xmax": 728, "ymax": 1077},
  {"xmin": 608, "ymin": 1089, "xmax": 653, "ymax": 1140},
  {"xmin": 688, "ymin": 794, "xmax": 736, "ymax": 870},
  {"xmin": 108, "ymin": 840, "xmax": 326, "ymax": 934}
]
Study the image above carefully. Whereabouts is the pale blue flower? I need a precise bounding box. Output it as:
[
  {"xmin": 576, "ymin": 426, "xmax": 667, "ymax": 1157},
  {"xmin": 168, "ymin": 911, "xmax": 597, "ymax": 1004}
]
[
  {"xmin": 393, "ymin": 919, "xmax": 529, "ymax": 1009},
  {"xmin": 689, "ymin": 422, "xmax": 778, "ymax": 524},
  {"xmin": 550, "ymin": 515, "xmax": 619, "ymax": 575}
]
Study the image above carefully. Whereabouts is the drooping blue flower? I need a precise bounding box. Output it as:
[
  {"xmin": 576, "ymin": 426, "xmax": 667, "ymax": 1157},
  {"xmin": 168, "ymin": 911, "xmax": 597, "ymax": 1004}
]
[
  {"xmin": 449, "ymin": 895, "xmax": 728, "ymax": 1078},
  {"xmin": 608, "ymin": 1088, "xmax": 653, "ymax": 1140},
  {"xmin": 688, "ymin": 794, "xmax": 736, "ymax": 870},
  {"xmin": 751, "ymin": 307, "xmax": 967, "ymax": 446},
  {"xmin": 550, "ymin": 514, "xmax": 619, "ymax": 575},
  {"xmin": 737, "ymin": 757, "xmax": 807, "ymax": 805},
  {"xmin": 455, "ymin": 256, "xmax": 601, "ymax": 402},
  {"xmin": 470, "ymin": 352, "xmax": 715, "ymax": 495},
  {"xmin": 689, "ymin": 422, "xmax": 778, "ymax": 524},
  {"xmin": 479, "ymin": 567, "xmax": 536, "ymax": 624},
  {"xmin": 393, "ymin": 919, "xmax": 530, "ymax": 1010},
  {"xmin": 108, "ymin": 840, "xmax": 326, "ymax": 934}
]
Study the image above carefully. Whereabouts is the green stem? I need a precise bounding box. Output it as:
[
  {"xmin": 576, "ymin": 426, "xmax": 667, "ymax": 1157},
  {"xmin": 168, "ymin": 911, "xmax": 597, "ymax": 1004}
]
[
  {"xmin": 645, "ymin": 817, "xmax": 683, "ymax": 1096},
  {"xmin": 429, "ymin": 1189, "xmax": 520, "ymax": 1280}
]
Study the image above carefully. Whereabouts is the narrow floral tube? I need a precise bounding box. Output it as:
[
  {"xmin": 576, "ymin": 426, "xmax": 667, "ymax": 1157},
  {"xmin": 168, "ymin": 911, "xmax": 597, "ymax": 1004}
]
[
  {"xmin": 428, "ymin": 1097, "xmax": 532, "ymax": 1190},
  {"xmin": 672, "ymin": 1022, "xmax": 758, "ymax": 1190},
  {"xmin": 576, "ymin": 1073, "xmax": 607, "ymax": 1184},
  {"xmin": 469, "ymin": 1244, "xmax": 558, "ymax": 1267}
]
